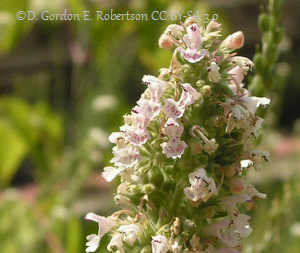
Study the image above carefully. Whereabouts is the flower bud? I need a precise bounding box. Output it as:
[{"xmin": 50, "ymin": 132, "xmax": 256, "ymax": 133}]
[
  {"xmin": 230, "ymin": 178, "xmax": 246, "ymax": 194},
  {"xmin": 142, "ymin": 184, "xmax": 156, "ymax": 195},
  {"xmin": 253, "ymin": 53, "xmax": 265, "ymax": 73},
  {"xmin": 191, "ymin": 142, "xmax": 203, "ymax": 154},
  {"xmin": 206, "ymin": 19, "xmax": 221, "ymax": 32},
  {"xmin": 222, "ymin": 31, "xmax": 244, "ymax": 49},
  {"xmin": 159, "ymin": 34, "xmax": 175, "ymax": 50},
  {"xmin": 200, "ymin": 85, "xmax": 212, "ymax": 97},
  {"xmin": 184, "ymin": 16, "xmax": 197, "ymax": 27},
  {"xmin": 273, "ymin": 28, "xmax": 284, "ymax": 45},
  {"xmin": 224, "ymin": 166, "xmax": 236, "ymax": 178},
  {"xmin": 258, "ymin": 13, "xmax": 270, "ymax": 32}
]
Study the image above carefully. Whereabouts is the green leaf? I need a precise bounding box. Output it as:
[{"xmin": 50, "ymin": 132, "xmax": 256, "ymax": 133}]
[{"xmin": 0, "ymin": 120, "xmax": 28, "ymax": 187}]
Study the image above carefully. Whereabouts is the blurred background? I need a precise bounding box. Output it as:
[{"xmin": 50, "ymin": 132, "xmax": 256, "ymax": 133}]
[{"xmin": 0, "ymin": 0, "xmax": 300, "ymax": 252}]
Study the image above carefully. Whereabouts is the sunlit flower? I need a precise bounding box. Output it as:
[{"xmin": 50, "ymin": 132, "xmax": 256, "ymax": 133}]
[
  {"xmin": 177, "ymin": 23, "xmax": 209, "ymax": 63},
  {"xmin": 161, "ymin": 118, "xmax": 188, "ymax": 158},
  {"xmin": 164, "ymin": 24, "xmax": 185, "ymax": 39},
  {"xmin": 231, "ymin": 56, "xmax": 254, "ymax": 75},
  {"xmin": 163, "ymin": 83, "xmax": 200, "ymax": 119},
  {"xmin": 240, "ymin": 96, "xmax": 271, "ymax": 116},
  {"xmin": 118, "ymin": 224, "xmax": 141, "ymax": 246},
  {"xmin": 120, "ymin": 113, "xmax": 150, "ymax": 146},
  {"xmin": 107, "ymin": 233, "xmax": 124, "ymax": 253},
  {"xmin": 85, "ymin": 213, "xmax": 117, "ymax": 252},
  {"xmin": 222, "ymin": 31, "xmax": 244, "ymax": 49},
  {"xmin": 151, "ymin": 235, "xmax": 169, "ymax": 253},
  {"xmin": 205, "ymin": 219, "xmax": 241, "ymax": 248},
  {"xmin": 184, "ymin": 168, "xmax": 218, "ymax": 202}
]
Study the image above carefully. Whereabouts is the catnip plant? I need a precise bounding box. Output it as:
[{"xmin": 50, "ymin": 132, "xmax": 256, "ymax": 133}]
[{"xmin": 85, "ymin": 18, "xmax": 270, "ymax": 253}]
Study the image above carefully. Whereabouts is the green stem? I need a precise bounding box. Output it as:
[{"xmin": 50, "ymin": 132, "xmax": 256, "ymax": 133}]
[{"xmin": 169, "ymin": 180, "xmax": 185, "ymax": 216}]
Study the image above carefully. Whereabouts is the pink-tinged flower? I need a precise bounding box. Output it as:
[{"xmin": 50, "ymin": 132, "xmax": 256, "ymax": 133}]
[
  {"xmin": 110, "ymin": 144, "xmax": 139, "ymax": 168},
  {"xmin": 228, "ymin": 66, "xmax": 244, "ymax": 88},
  {"xmin": 222, "ymin": 31, "xmax": 244, "ymax": 49},
  {"xmin": 120, "ymin": 113, "xmax": 150, "ymax": 146},
  {"xmin": 107, "ymin": 233, "xmax": 124, "ymax": 253},
  {"xmin": 85, "ymin": 213, "xmax": 117, "ymax": 252},
  {"xmin": 160, "ymin": 118, "xmax": 188, "ymax": 159},
  {"xmin": 177, "ymin": 24, "xmax": 209, "ymax": 63},
  {"xmin": 183, "ymin": 168, "xmax": 218, "ymax": 202},
  {"xmin": 179, "ymin": 83, "xmax": 201, "ymax": 107},
  {"xmin": 240, "ymin": 96, "xmax": 271, "ymax": 116},
  {"xmin": 117, "ymin": 224, "xmax": 140, "ymax": 246},
  {"xmin": 163, "ymin": 98, "xmax": 185, "ymax": 119},
  {"xmin": 151, "ymin": 235, "xmax": 169, "ymax": 253},
  {"xmin": 159, "ymin": 33, "xmax": 175, "ymax": 50},
  {"xmin": 208, "ymin": 61, "xmax": 221, "ymax": 83},
  {"xmin": 142, "ymin": 75, "xmax": 168, "ymax": 98},
  {"xmin": 163, "ymin": 83, "xmax": 200, "ymax": 119}
]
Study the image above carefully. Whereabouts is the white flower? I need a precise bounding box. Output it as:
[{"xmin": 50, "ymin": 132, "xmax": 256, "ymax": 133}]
[
  {"xmin": 231, "ymin": 56, "xmax": 254, "ymax": 75},
  {"xmin": 102, "ymin": 166, "xmax": 124, "ymax": 182},
  {"xmin": 243, "ymin": 181, "xmax": 267, "ymax": 199},
  {"xmin": 151, "ymin": 235, "xmax": 169, "ymax": 253},
  {"xmin": 220, "ymin": 195, "xmax": 252, "ymax": 237},
  {"xmin": 242, "ymin": 150, "xmax": 270, "ymax": 172},
  {"xmin": 92, "ymin": 95, "xmax": 118, "ymax": 111},
  {"xmin": 85, "ymin": 213, "xmax": 117, "ymax": 252},
  {"xmin": 208, "ymin": 61, "xmax": 221, "ymax": 83},
  {"xmin": 177, "ymin": 24, "xmax": 209, "ymax": 63},
  {"xmin": 240, "ymin": 159, "xmax": 253, "ymax": 169},
  {"xmin": 107, "ymin": 233, "xmax": 124, "ymax": 253},
  {"xmin": 184, "ymin": 168, "xmax": 218, "ymax": 202},
  {"xmin": 240, "ymin": 96, "xmax": 271, "ymax": 116},
  {"xmin": 118, "ymin": 224, "xmax": 140, "ymax": 246},
  {"xmin": 163, "ymin": 83, "xmax": 200, "ymax": 120},
  {"xmin": 205, "ymin": 219, "xmax": 241, "ymax": 248},
  {"xmin": 161, "ymin": 118, "xmax": 188, "ymax": 159}
]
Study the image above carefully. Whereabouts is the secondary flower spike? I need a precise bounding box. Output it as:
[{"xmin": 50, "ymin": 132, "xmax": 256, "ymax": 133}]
[{"xmin": 85, "ymin": 19, "xmax": 270, "ymax": 253}]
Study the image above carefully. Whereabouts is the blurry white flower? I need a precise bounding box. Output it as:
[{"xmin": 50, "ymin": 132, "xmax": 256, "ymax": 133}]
[
  {"xmin": 88, "ymin": 127, "xmax": 110, "ymax": 148},
  {"xmin": 92, "ymin": 95, "xmax": 118, "ymax": 111}
]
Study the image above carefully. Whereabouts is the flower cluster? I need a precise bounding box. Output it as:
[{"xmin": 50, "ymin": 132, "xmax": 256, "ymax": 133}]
[{"xmin": 86, "ymin": 18, "xmax": 270, "ymax": 253}]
